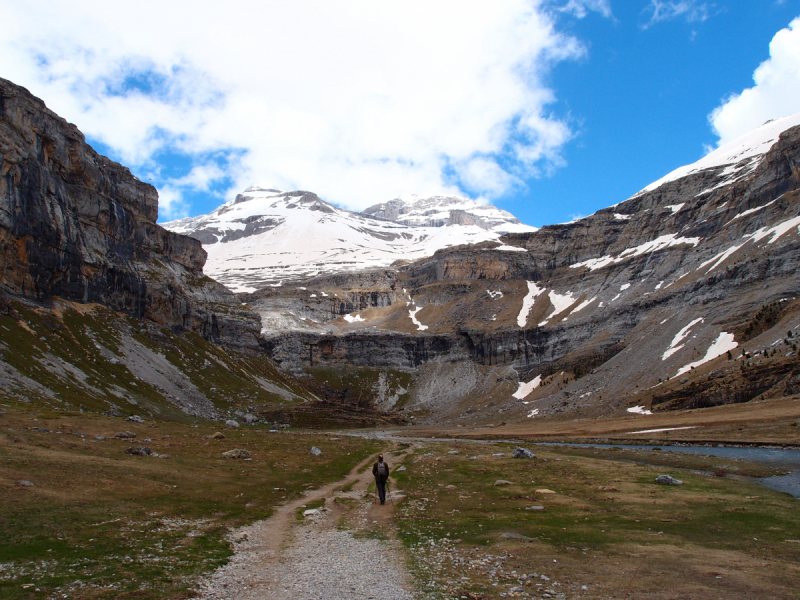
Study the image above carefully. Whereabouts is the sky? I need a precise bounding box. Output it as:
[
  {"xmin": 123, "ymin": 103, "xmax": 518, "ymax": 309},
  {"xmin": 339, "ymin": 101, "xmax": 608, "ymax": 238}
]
[{"xmin": 1, "ymin": 1, "xmax": 799, "ymax": 227}]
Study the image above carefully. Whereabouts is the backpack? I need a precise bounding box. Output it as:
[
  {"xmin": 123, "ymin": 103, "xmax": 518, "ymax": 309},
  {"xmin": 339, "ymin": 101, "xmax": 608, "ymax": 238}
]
[{"xmin": 376, "ymin": 461, "xmax": 387, "ymax": 477}]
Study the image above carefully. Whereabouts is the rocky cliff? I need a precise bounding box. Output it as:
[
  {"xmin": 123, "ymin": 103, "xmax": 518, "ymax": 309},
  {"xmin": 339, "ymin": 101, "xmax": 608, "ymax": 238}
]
[
  {"xmin": 251, "ymin": 116, "xmax": 800, "ymax": 426},
  {"xmin": 0, "ymin": 77, "xmax": 261, "ymax": 352}
]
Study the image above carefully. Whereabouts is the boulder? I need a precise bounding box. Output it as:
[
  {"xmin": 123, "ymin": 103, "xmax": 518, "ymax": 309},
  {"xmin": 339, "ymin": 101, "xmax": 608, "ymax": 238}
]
[
  {"xmin": 243, "ymin": 414, "xmax": 258, "ymax": 424},
  {"xmin": 494, "ymin": 480, "xmax": 513, "ymax": 486},
  {"xmin": 211, "ymin": 432, "xmax": 226, "ymax": 439},
  {"xmin": 126, "ymin": 446, "xmax": 151, "ymax": 456},
  {"xmin": 655, "ymin": 474, "xmax": 683, "ymax": 485},
  {"xmin": 525, "ymin": 505, "xmax": 545, "ymax": 511},
  {"xmin": 535, "ymin": 489, "xmax": 556, "ymax": 494},
  {"xmin": 512, "ymin": 446, "xmax": 535, "ymax": 459},
  {"xmin": 448, "ymin": 450, "xmax": 460, "ymax": 454},
  {"xmin": 17, "ymin": 480, "xmax": 35, "ymax": 487},
  {"xmin": 310, "ymin": 446, "xmax": 322, "ymax": 456},
  {"xmin": 222, "ymin": 449, "xmax": 251, "ymax": 459},
  {"xmin": 126, "ymin": 415, "xmax": 144, "ymax": 423},
  {"xmin": 114, "ymin": 431, "xmax": 137, "ymax": 439},
  {"xmin": 225, "ymin": 420, "xmax": 240, "ymax": 428},
  {"xmin": 499, "ymin": 532, "xmax": 534, "ymax": 540},
  {"xmin": 396, "ymin": 465, "xmax": 407, "ymax": 471}
]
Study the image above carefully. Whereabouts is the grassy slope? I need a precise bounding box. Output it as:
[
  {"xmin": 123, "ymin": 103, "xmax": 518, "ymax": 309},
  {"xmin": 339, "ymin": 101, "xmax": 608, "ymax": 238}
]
[
  {"xmin": 0, "ymin": 301, "xmax": 315, "ymax": 421},
  {"xmin": 0, "ymin": 410, "xmax": 380, "ymax": 599},
  {"xmin": 392, "ymin": 442, "xmax": 800, "ymax": 600}
]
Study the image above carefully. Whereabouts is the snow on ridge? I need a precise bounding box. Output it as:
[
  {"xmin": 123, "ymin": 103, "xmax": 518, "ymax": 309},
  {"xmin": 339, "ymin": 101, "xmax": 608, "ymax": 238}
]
[
  {"xmin": 698, "ymin": 213, "xmax": 800, "ymax": 276},
  {"xmin": 639, "ymin": 111, "xmax": 800, "ymax": 195},
  {"xmin": 571, "ymin": 234, "xmax": 701, "ymax": 272}
]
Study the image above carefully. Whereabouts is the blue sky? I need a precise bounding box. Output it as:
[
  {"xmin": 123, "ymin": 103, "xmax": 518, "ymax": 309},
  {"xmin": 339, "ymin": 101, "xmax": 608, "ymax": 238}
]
[
  {"xmin": 2, "ymin": 1, "xmax": 800, "ymax": 227},
  {"xmin": 502, "ymin": 0, "xmax": 800, "ymax": 225}
]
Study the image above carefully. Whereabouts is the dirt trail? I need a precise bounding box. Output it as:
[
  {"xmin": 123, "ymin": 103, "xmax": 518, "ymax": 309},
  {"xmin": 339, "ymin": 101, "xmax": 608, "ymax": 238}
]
[{"xmin": 191, "ymin": 448, "xmax": 414, "ymax": 600}]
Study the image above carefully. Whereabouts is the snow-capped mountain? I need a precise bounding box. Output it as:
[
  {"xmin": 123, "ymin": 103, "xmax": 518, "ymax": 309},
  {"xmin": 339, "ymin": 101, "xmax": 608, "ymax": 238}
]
[
  {"xmin": 362, "ymin": 194, "xmax": 530, "ymax": 231},
  {"xmin": 164, "ymin": 189, "xmax": 536, "ymax": 292}
]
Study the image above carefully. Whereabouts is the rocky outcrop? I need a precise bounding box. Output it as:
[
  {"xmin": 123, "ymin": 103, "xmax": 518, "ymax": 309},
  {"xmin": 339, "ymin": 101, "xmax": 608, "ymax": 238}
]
[{"xmin": 0, "ymin": 77, "xmax": 261, "ymax": 352}]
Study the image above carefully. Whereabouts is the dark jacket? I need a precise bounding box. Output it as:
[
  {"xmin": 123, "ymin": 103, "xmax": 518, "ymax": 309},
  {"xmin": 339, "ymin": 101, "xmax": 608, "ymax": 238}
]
[{"xmin": 372, "ymin": 460, "xmax": 390, "ymax": 480}]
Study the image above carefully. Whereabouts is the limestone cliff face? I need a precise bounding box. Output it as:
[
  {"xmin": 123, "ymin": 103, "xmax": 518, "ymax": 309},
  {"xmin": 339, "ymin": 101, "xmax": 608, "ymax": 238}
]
[
  {"xmin": 0, "ymin": 77, "xmax": 261, "ymax": 352},
  {"xmin": 254, "ymin": 123, "xmax": 800, "ymax": 425}
]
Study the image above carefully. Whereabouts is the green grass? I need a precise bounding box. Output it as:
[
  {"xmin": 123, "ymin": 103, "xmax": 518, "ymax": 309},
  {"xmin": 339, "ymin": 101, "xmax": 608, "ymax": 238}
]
[{"xmin": 0, "ymin": 410, "xmax": 380, "ymax": 599}]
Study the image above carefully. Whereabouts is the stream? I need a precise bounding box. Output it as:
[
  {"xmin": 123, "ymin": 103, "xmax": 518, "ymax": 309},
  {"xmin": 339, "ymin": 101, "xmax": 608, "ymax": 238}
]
[{"xmin": 355, "ymin": 430, "xmax": 800, "ymax": 498}]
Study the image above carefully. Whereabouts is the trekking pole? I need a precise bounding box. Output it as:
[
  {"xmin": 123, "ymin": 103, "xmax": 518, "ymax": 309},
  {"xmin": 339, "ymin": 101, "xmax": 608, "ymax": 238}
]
[{"xmin": 386, "ymin": 480, "xmax": 394, "ymax": 505}]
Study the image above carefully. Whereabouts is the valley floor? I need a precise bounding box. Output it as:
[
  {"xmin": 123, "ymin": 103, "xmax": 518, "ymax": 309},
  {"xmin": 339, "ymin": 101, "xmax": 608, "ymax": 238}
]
[{"xmin": 2, "ymin": 407, "xmax": 799, "ymax": 599}]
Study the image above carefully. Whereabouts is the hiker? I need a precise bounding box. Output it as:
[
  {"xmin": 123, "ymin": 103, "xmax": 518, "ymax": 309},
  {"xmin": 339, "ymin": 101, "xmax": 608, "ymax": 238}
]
[{"xmin": 372, "ymin": 454, "xmax": 390, "ymax": 505}]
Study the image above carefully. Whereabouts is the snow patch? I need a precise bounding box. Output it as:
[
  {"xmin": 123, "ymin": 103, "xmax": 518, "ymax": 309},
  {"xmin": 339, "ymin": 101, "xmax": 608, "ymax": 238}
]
[
  {"xmin": 487, "ymin": 290, "xmax": 504, "ymax": 299},
  {"xmin": 674, "ymin": 332, "xmax": 738, "ymax": 377},
  {"xmin": 517, "ymin": 281, "xmax": 545, "ymax": 327},
  {"xmin": 343, "ymin": 313, "xmax": 365, "ymax": 323},
  {"xmin": 665, "ymin": 203, "xmax": 685, "ymax": 213},
  {"xmin": 614, "ymin": 213, "xmax": 632, "ymax": 220},
  {"xmin": 493, "ymin": 244, "xmax": 527, "ymax": 252},
  {"xmin": 409, "ymin": 305, "xmax": 428, "ymax": 331},
  {"xmin": 725, "ymin": 199, "xmax": 777, "ymax": 225},
  {"xmin": 513, "ymin": 375, "xmax": 542, "ymax": 400},
  {"xmin": 527, "ymin": 408, "xmax": 540, "ymax": 418},
  {"xmin": 626, "ymin": 406, "xmax": 653, "ymax": 415},
  {"xmin": 662, "ymin": 318, "xmax": 704, "ymax": 361},
  {"xmin": 627, "ymin": 426, "xmax": 697, "ymax": 434}
]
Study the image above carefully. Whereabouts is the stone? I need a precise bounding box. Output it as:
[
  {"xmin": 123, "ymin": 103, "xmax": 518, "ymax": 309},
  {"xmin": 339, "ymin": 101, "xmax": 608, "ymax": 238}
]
[
  {"xmin": 225, "ymin": 420, "xmax": 240, "ymax": 428},
  {"xmin": 94, "ymin": 436, "xmax": 105, "ymax": 441},
  {"xmin": 509, "ymin": 586, "xmax": 526, "ymax": 592},
  {"xmin": 499, "ymin": 533, "xmax": 533, "ymax": 541},
  {"xmin": 468, "ymin": 456, "xmax": 478, "ymax": 460},
  {"xmin": 243, "ymin": 414, "xmax": 258, "ymax": 424},
  {"xmin": 310, "ymin": 446, "xmax": 322, "ymax": 456},
  {"xmin": 103, "ymin": 409, "xmax": 125, "ymax": 418},
  {"xmin": 126, "ymin": 446, "xmax": 151, "ymax": 456},
  {"xmin": 396, "ymin": 465, "xmax": 407, "ymax": 471},
  {"xmin": 494, "ymin": 480, "xmax": 513, "ymax": 486},
  {"xmin": 126, "ymin": 415, "xmax": 144, "ymax": 423},
  {"xmin": 211, "ymin": 432, "xmax": 226, "ymax": 439},
  {"xmin": 17, "ymin": 480, "xmax": 35, "ymax": 487},
  {"xmin": 114, "ymin": 431, "xmax": 137, "ymax": 439},
  {"xmin": 448, "ymin": 450, "xmax": 459, "ymax": 454},
  {"xmin": 512, "ymin": 446, "xmax": 535, "ymax": 459},
  {"xmin": 222, "ymin": 449, "xmax": 251, "ymax": 459},
  {"xmin": 159, "ymin": 454, "xmax": 171, "ymax": 459},
  {"xmin": 303, "ymin": 508, "xmax": 321, "ymax": 516},
  {"xmin": 525, "ymin": 505, "xmax": 545, "ymax": 511},
  {"xmin": 655, "ymin": 474, "xmax": 683, "ymax": 485},
  {"xmin": 535, "ymin": 489, "xmax": 556, "ymax": 494}
]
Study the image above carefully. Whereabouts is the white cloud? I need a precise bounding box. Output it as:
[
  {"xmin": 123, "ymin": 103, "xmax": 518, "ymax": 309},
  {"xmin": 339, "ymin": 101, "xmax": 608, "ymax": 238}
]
[
  {"xmin": 156, "ymin": 185, "xmax": 190, "ymax": 221},
  {"xmin": 710, "ymin": 17, "xmax": 800, "ymax": 145},
  {"xmin": 0, "ymin": 0, "xmax": 604, "ymax": 214},
  {"xmin": 641, "ymin": 1, "xmax": 711, "ymax": 29}
]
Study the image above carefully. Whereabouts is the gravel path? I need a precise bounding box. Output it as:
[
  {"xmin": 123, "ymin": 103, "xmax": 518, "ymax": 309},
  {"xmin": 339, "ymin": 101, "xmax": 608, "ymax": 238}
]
[{"xmin": 190, "ymin": 452, "xmax": 415, "ymax": 600}]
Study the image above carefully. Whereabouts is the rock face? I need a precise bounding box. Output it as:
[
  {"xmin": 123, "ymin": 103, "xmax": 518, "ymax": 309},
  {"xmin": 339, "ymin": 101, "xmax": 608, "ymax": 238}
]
[{"xmin": 0, "ymin": 77, "xmax": 261, "ymax": 352}]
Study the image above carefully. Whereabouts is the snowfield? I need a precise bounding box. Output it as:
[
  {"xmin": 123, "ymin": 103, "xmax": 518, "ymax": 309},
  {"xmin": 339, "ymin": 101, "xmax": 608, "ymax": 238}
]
[{"xmin": 164, "ymin": 188, "xmax": 536, "ymax": 292}]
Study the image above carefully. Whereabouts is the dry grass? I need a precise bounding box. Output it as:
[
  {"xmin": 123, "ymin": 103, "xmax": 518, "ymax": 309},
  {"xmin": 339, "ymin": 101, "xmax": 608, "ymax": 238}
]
[
  {"xmin": 0, "ymin": 409, "xmax": 380, "ymax": 599},
  {"xmin": 392, "ymin": 442, "xmax": 800, "ymax": 599}
]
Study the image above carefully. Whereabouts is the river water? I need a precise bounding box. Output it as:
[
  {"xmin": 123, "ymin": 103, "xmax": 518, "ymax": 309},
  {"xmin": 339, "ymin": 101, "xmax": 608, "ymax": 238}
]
[{"xmin": 357, "ymin": 430, "xmax": 800, "ymax": 498}]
